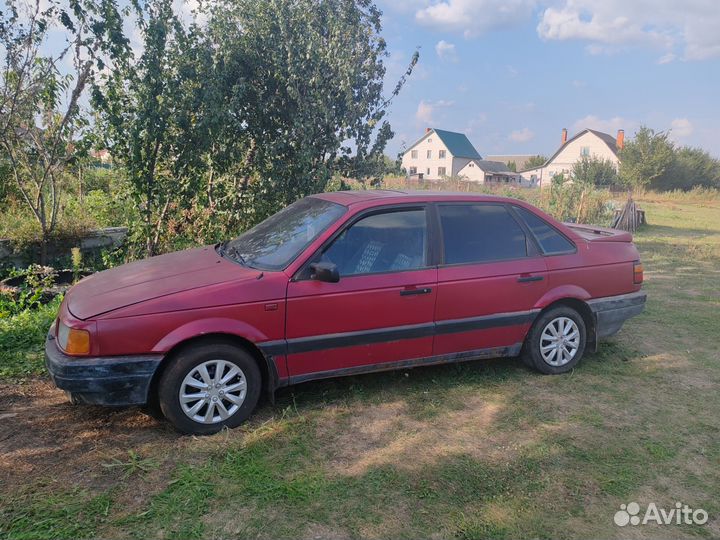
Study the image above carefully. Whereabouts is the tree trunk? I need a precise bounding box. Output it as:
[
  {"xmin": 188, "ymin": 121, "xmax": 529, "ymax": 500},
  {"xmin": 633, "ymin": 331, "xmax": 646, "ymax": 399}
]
[{"xmin": 40, "ymin": 233, "xmax": 48, "ymax": 266}]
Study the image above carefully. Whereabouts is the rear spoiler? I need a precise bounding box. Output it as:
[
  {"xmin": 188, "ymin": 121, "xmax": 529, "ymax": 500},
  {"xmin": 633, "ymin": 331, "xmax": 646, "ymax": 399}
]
[{"xmin": 564, "ymin": 223, "xmax": 633, "ymax": 243}]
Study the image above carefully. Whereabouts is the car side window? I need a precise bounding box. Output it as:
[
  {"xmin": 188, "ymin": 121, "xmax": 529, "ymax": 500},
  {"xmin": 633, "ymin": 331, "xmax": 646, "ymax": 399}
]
[
  {"xmin": 513, "ymin": 206, "xmax": 575, "ymax": 254},
  {"xmin": 320, "ymin": 209, "xmax": 428, "ymax": 276},
  {"xmin": 439, "ymin": 204, "xmax": 527, "ymax": 264}
]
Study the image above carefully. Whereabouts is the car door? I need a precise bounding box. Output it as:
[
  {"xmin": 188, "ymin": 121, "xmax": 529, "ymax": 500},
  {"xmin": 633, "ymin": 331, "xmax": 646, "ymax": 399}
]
[
  {"xmin": 433, "ymin": 202, "xmax": 548, "ymax": 357},
  {"xmin": 285, "ymin": 206, "xmax": 437, "ymax": 379}
]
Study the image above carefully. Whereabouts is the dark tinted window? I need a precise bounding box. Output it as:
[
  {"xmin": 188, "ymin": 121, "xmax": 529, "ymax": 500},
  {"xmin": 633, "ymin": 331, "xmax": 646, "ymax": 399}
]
[
  {"xmin": 439, "ymin": 204, "xmax": 527, "ymax": 264},
  {"xmin": 514, "ymin": 206, "xmax": 575, "ymax": 254},
  {"xmin": 226, "ymin": 197, "xmax": 345, "ymax": 270},
  {"xmin": 321, "ymin": 210, "xmax": 427, "ymax": 276}
]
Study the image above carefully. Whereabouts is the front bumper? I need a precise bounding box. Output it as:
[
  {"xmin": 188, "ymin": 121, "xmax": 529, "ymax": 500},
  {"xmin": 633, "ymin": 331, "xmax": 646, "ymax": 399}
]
[
  {"xmin": 588, "ymin": 291, "xmax": 646, "ymax": 339},
  {"xmin": 45, "ymin": 329, "xmax": 163, "ymax": 406}
]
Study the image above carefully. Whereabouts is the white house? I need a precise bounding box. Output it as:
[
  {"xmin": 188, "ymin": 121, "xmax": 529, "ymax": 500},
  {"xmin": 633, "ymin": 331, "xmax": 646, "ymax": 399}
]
[
  {"xmin": 520, "ymin": 128, "xmax": 624, "ymax": 188},
  {"xmin": 457, "ymin": 159, "xmax": 522, "ymax": 184},
  {"xmin": 401, "ymin": 128, "xmax": 482, "ymax": 180}
]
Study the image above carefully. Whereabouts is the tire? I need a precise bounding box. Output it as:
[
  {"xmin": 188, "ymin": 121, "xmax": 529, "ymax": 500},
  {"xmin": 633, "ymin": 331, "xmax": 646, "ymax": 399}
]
[
  {"xmin": 522, "ymin": 306, "xmax": 587, "ymax": 375},
  {"xmin": 158, "ymin": 342, "xmax": 261, "ymax": 435}
]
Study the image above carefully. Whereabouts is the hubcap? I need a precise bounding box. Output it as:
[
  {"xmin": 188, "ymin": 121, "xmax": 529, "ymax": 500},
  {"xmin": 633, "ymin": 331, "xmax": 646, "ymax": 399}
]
[
  {"xmin": 540, "ymin": 317, "xmax": 580, "ymax": 367},
  {"xmin": 179, "ymin": 359, "xmax": 247, "ymax": 424}
]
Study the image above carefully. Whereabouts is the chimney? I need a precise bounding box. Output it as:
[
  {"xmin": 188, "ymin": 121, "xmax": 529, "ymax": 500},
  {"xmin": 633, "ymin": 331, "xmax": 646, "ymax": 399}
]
[
  {"xmin": 425, "ymin": 127, "xmax": 432, "ymax": 134},
  {"xmin": 616, "ymin": 129, "xmax": 625, "ymax": 150},
  {"xmin": 561, "ymin": 128, "xmax": 568, "ymax": 145}
]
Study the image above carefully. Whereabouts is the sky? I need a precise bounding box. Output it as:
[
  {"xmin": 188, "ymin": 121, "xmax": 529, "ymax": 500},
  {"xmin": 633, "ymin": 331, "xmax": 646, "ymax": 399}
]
[{"xmin": 375, "ymin": 0, "xmax": 720, "ymax": 159}]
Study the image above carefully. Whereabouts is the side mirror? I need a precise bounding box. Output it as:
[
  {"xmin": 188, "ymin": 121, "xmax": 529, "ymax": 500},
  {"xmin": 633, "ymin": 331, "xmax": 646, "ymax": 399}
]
[{"xmin": 310, "ymin": 262, "xmax": 340, "ymax": 283}]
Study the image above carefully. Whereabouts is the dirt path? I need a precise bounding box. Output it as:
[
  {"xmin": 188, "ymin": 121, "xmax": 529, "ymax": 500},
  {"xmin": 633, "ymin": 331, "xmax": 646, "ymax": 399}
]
[{"xmin": 0, "ymin": 379, "xmax": 181, "ymax": 494}]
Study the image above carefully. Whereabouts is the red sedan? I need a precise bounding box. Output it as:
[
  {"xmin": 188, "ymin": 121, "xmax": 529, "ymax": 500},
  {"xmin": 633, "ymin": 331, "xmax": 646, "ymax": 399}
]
[{"xmin": 46, "ymin": 191, "xmax": 646, "ymax": 434}]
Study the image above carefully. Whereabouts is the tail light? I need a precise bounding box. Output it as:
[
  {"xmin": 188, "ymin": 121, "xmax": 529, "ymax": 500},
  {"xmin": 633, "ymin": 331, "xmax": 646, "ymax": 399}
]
[{"xmin": 633, "ymin": 261, "xmax": 644, "ymax": 284}]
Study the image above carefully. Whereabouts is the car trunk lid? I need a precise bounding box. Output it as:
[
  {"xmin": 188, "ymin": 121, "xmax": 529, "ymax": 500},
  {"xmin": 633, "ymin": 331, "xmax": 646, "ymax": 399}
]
[{"xmin": 565, "ymin": 223, "xmax": 633, "ymax": 243}]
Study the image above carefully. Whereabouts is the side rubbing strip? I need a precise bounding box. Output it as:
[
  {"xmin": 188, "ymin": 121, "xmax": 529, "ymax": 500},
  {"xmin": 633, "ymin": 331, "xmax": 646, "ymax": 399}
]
[
  {"xmin": 435, "ymin": 310, "xmax": 538, "ymax": 335},
  {"xmin": 285, "ymin": 323, "xmax": 435, "ymax": 355},
  {"xmin": 258, "ymin": 310, "xmax": 538, "ymax": 356}
]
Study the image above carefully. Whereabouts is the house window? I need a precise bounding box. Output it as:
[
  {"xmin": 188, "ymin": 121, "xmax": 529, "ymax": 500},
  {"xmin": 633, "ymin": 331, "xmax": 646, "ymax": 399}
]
[
  {"xmin": 427, "ymin": 138, "xmax": 432, "ymax": 143},
  {"xmin": 426, "ymin": 168, "xmax": 430, "ymax": 175},
  {"xmin": 411, "ymin": 150, "xmax": 418, "ymax": 159},
  {"xmin": 409, "ymin": 167, "xmax": 417, "ymax": 175},
  {"xmin": 581, "ymin": 146, "xmax": 590, "ymax": 156},
  {"xmin": 426, "ymin": 150, "xmax": 432, "ymax": 159},
  {"xmin": 438, "ymin": 167, "xmax": 446, "ymax": 176},
  {"xmin": 469, "ymin": 163, "xmax": 474, "ymax": 167},
  {"xmin": 439, "ymin": 150, "xmax": 446, "ymax": 159}
]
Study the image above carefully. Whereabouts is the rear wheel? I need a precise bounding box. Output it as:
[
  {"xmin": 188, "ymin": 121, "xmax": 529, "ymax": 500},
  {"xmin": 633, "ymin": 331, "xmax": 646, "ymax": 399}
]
[
  {"xmin": 523, "ymin": 306, "xmax": 586, "ymax": 374},
  {"xmin": 158, "ymin": 342, "xmax": 261, "ymax": 434}
]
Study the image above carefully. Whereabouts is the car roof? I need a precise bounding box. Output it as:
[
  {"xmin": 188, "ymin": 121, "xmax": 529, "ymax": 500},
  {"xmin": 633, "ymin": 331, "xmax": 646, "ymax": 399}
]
[{"xmin": 313, "ymin": 189, "xmax": 519, "ymax": 207}]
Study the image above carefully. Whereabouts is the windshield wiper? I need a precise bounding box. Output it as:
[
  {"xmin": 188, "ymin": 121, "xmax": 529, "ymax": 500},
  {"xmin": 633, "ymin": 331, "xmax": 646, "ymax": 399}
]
[
  {"xmin": 216, "ymin": 241, "xmax": 227, "ymax": 257},
  {"xmin": 224, "ymin": 243, "xmax": 248, "ymax": 267}
]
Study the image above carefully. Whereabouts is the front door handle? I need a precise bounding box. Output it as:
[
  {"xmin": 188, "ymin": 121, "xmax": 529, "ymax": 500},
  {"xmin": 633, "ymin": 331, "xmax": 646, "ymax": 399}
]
[
  {"xmin": 517, "ymin": 275, "xmax": 544, "ymax": 283},
  {"xmin": 400, "ymin": 287, "xmax": 432, "ymax": 296}
]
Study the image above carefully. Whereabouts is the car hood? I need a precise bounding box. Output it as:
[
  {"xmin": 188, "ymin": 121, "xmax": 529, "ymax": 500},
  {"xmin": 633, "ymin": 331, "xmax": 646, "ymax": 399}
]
[{"xmin": 66, "ymin": 246, "xmax": 258, "ymax": 320}]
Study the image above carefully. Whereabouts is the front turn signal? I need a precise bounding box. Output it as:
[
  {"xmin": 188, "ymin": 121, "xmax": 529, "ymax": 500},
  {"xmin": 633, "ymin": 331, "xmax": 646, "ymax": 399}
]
[
  {"xmin": 65, "ymin": 327, "xmax": 91, "ymax": 355},
  {"xmin": 633, "ymin": 261, "xmax": 644, "ymax": 284}
]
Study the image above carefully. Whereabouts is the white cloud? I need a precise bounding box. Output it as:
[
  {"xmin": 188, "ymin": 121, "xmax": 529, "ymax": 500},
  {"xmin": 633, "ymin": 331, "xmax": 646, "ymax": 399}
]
[
  {"xmin": 670, "ymin": 118, "xmax": 693, "ymax": 138},
  {"xmin": 463, "ymin": 112, "xmax": 488, "ymax": 135},
  {"xmin": 435, "ymin": 40, "xmax": 458, "ymax": 62},
  {"xmin": 572, "ymin": 79, "xmax": 587, "ymax": 88},
  {"xmin": 572, "ymin": 115, "xmax": 634, "ymax": 135},
  {"xmin": 509, "ymin": 127, "xmax": 535, "ymax": 142},
  {"xmin": 415, "ymin": 99, "xmax": 454, "ymax": 127},
  {"xmin": 411, "ymin": 0, "xmax": 720, "ymax": 61},
  {"xmin": 506, "ymin": 65, "xmax": 519, "ymax": 77},
  {"xmin": 415, "ymin": 0, "xmax": 536, "ymax": 38},
  {"xmin": 416, "ymin": 101, "xmax": 434, "ymax": 126},
  {"xmin": 537, "ymin": 0, "xmax": 720, "ymax": 61}
]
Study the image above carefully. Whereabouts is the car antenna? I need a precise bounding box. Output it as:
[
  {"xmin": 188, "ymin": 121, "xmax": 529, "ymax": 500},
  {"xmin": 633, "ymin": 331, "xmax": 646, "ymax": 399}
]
[{"xmin": 256, "ymin": 272, "xmax": 264, "ymax": 280}]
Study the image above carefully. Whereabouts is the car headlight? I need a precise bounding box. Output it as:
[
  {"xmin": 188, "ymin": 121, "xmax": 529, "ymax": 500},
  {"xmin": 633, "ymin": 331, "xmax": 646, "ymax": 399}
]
[{"xmin": 57, "ymin": 320, "xmax": 91, "ymax": 355}]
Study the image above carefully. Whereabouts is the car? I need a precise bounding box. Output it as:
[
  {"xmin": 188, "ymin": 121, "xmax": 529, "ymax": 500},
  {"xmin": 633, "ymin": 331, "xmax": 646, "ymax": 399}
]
[{"xmin": 45, "ymin": 191, "xmax": 646, "ymax": 434}]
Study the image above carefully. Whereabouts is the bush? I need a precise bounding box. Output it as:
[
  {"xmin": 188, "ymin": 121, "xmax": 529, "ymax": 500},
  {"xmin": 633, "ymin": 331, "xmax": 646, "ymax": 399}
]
[
  {"xmin": 378, "ymin": 176, "xmax": 612, "ymax": 225},
  {"xmin": 536, "ymin": 175, "xmax": 612, "ymax": 224},
  {"xmin": 0, "ymin": 296, "xmax": 61, "ymax": 379},
  {"xmin": 0, "ymin": 200, "xmax": 94, "ymax": 261}
]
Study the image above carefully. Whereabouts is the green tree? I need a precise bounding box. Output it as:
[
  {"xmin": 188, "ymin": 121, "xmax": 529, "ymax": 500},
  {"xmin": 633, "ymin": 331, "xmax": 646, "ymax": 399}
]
[
  {"xmin": 572, "ymin": 155, "xmax": 619, "ymax": 186},
  {"xmin": 506, "ymin": 161, "xmax": 517, "ymax": 172},
  {"xmin": 0, "ymin": 0, "xmax": 127, "ymax": 262},
  {"xmin": 619, "ymin": 126, "xmax": 674, "ymax": 189},
  {"xmin": 524, "ymin": 155, "xmax": 547, "ymax": 169},
  {"xmin": 92, "ymin": 0, "xmax": 211, "ymax": 256},
  {"xmin": 94, "ymin": 0, "xmax": 418, "ymax": 255},
  {"xmin": 206, "ymin": 0, "xmax": 418, "ymax": 223},
  {"xmin": 653, "ymin": 146, "xmax": 720, "ymax": 191}
]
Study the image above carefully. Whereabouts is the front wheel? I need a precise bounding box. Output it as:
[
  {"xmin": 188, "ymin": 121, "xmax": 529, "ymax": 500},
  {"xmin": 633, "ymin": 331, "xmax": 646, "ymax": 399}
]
[
  {"xmin": 522, "ymin": 307, "xmax": 587, "ymax": 374},
  {"xmin": 158, "ymin": 342, "xmax": 261, "ymax": 434}
]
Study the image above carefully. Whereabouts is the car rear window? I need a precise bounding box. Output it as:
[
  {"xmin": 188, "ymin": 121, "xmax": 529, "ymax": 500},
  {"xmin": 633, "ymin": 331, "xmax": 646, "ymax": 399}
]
[
  {"xmin": 439, "ymin": 204, "xmax": 527, "ymax": 264},
  {"xmin": 513, "ymin": 206, "xmax": 575, "ymax": 254}
]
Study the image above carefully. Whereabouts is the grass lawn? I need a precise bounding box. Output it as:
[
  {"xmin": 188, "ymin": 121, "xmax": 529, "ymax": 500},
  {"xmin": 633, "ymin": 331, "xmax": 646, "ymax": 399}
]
[{"xmin": 1, "ymin": 196, "xmax": 718, "ymax": 539}]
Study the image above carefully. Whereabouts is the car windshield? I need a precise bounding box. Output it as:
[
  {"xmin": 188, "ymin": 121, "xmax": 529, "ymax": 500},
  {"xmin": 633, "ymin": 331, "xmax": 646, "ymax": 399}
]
[{"xmin": 222, "ymin": 197, "xmax": 346, "ymax": 270}]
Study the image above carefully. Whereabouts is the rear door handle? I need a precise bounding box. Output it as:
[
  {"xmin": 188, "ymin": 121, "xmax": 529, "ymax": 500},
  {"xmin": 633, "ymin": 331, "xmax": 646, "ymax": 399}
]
[
  {"xmin": 517, "ymin": 275, "xmax": 544, "ymax": 283},
  {"xmin": 400, "ymin": 287, "xmax": 432, "ymax": 296}
]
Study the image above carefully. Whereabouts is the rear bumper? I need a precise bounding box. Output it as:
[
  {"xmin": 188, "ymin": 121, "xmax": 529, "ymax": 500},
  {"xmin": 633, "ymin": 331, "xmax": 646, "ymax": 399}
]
[
  {"xmin": 45, "ymin": 329, "xmax": 163, "ymax": 406},
  {"xmin": 588, "ymin": 291, "xmax": 646, "ymax": 339}
]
